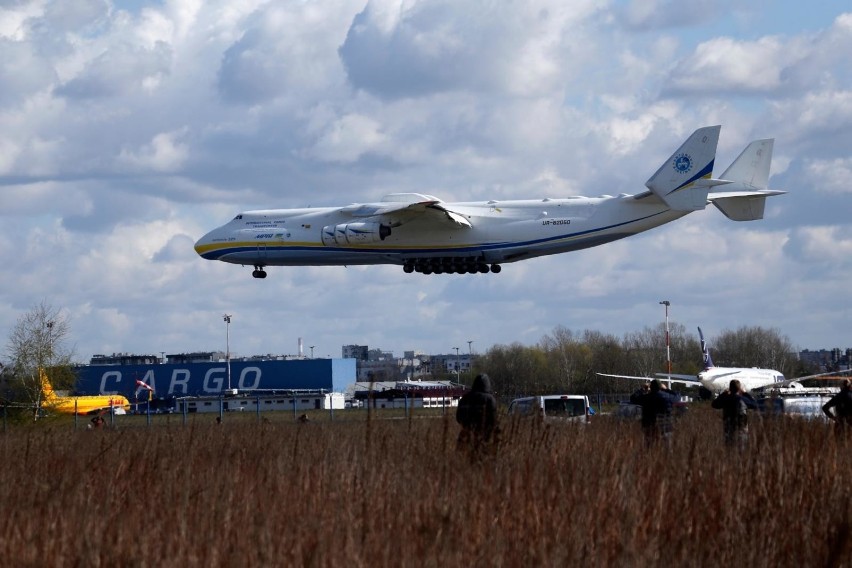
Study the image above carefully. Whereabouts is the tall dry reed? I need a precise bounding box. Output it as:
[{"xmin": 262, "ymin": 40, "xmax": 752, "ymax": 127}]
[{"xmin": 0, "ymin": 407, "xmax": 849, "ymax": 567}]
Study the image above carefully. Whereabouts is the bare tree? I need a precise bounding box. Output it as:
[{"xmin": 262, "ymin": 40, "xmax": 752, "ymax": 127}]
[
  {"xmin": 4, "ymin": 301, "xmax": 75, "ymax": 413},
  {"xmin": 711, "ymin": 326, "xmax": 798, "ymax": 377},
  {"xmin": 539, "ymin": 326, "xmax": 588, "ymax": 392},
  {"xmin": 479, "ymin": 342, "xmax": 551, "ymax": 401},
  {"xmin": 622, "ymin": 326, "xmax": 663, "ymax": 378}
]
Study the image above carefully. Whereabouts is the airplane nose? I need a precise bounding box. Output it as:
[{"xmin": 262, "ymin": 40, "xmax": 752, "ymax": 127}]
[{"xmin": 194, "ymin": 230, "xmax": 216, "ymax": 258}]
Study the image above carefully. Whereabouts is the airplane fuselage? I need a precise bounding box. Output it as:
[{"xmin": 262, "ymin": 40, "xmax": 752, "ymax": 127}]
[
  {"xmin": 44, "ymin": 394, "xmax": 131, "ymax": 416},
  {"xmin": 699, "ymin": 367, "xmax": 787, "ymax": 394},
  {"xmin": 195, "ymin": 194, "xmax": 686, "ymax": 271}
]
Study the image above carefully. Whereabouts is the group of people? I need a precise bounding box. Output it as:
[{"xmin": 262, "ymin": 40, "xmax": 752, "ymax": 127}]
[
  {"xmin": 629, "ymin": 376, "xmax": 852, "ymax": 448},
  {"xmin": 455, "ymin": 374, "xmax": 852, "ymax": 454}
]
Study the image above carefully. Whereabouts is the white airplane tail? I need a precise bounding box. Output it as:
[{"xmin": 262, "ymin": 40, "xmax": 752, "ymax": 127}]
[
  {"xmin": 707, "ymin": 138, "xmax": 786, "ymax": 221},
  {"xmin": 644, "ymin": 125, "xmax": 721, "ymax": 212}
]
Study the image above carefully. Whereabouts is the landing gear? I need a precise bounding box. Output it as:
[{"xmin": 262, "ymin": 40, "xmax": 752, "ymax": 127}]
[
  {"xmin": 252, "ymin": 265, "xmax": 267, "ymax": 279},
  {"xmin": 402, "ymin": 258, "xmax": 502, "ymax": 275}
]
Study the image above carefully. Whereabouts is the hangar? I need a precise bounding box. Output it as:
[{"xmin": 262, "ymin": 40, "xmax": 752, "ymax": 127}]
[{"xmin": 73, "ymin": 357, "xmax": 356, "ymax": 402}]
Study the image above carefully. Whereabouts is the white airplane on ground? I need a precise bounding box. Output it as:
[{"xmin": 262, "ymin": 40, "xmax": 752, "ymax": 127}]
[
  {"xmin": 599, "ymin": 327, "xmax": 838, "ymax": 398},
  {"xmin": 195, "ymin": 126, "xmax": 784, "ymax": 278}
]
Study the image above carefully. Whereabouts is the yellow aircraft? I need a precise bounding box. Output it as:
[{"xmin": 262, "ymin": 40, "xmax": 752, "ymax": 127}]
[{"xmin": 40, "ymin": 369, "xmax": 130, "ymax": 416}]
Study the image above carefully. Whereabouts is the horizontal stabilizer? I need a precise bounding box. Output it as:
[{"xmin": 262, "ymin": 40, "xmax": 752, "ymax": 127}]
[
  {"xmin": 709, "ymin": 191, "xmax": 784, "ymax": 221},
  {"xmin": 708, "ymin": 139, "xmax": 785, "ymax": 221},
  {"xmin": 645, "ymin": 126, "xmax": 720, "ymax": 212},
  {"xmin": 712, "ymin": 194, "xmax": 767, "ymax": 221}
]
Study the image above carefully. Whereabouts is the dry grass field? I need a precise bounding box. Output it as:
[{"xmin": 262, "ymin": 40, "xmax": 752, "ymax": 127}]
[{"xmin": 1, "ymin": 405, "xmax": 850, "ymax": 567}]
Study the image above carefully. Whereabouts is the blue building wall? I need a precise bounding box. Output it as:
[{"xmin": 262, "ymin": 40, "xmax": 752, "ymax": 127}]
[{"xmin": 73, "ymin": 358, "xmax": 356, "ymax": 398}]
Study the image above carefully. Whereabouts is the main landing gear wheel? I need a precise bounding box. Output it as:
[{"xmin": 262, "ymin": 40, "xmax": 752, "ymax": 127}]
[
  {"xmin": 252, "ymin": 265, "xmax": 267, "ymax": 279},
  {"xmin": 402, "ymin": 258, "xmax": 502, "ymax": 274}
]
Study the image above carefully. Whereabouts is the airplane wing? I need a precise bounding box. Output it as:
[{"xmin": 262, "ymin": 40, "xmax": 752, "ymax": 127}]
[
  {"xmin": 340, "ymin": 194, "xmax": 472, "ymax": 228},
  {"xmin": 597, "ymin": 373, "xmax": 701, "ymax": 388},
  {"xmin": 791, "ymin": 370, "xmax": 852, "ymax": 382}
]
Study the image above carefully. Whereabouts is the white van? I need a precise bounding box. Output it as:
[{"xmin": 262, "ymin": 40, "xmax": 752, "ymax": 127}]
[{"xmin": 508, "ymin": 394, "xmax": 591, "ymax": 423}]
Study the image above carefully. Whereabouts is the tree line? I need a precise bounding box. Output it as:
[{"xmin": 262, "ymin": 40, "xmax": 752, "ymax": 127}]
[{"xmin": 467, "ymin": 324, "xmax": 810, "ymax": 401}]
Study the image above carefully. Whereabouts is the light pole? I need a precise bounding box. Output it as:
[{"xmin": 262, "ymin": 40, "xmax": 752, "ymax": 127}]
[
  {"xmin": 659, "ymin": 301, "xmax": 671, "ymax": 383},
  {"xmin": 467, "ymin": 340, "xmax": 473, "ymax": 376},
  {"xmin": 453, "ymin": 347, "xmax": 460, "ymax": 382},
  {"xmin": 310, "ymin": 346, "xmax": 315, "ymax": 359},
  {"xmin": 223, "ymin": 314, "xmax": 232, "ymax": 391}
]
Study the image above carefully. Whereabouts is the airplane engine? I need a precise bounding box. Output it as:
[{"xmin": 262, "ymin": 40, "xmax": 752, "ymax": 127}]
[{"xmin": 321, "ymin": 222, "xmax": 391, "ymax": 246}]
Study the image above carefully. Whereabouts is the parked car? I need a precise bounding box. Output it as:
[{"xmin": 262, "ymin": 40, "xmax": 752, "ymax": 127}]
[{"xmin": 508, "ymin": 394, "xmax": 591, "ymax": 423}]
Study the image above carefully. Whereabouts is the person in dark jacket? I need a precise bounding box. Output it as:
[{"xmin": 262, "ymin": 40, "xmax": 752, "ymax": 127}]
[
  {"xmin": 711, "ymin": 379, "xmax": 758, "ymax": 447},
  {"xmin": 822, "ymin": 378, "xmax": 852, "ymax": 434},
  {"xmin": 456, "ymin": 374, "xmax": 499, "ymax": 453},
  {"xmin": 630, "ymin": 379, "xmax": 679, "ymax": 447}
]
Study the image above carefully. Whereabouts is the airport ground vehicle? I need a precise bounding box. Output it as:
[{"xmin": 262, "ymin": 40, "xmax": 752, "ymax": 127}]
[
  {"xmin": 754, "ymin": 386, "xmax": 837, "ymax": 421},
  {"xmin": 507, "ymin": 394, "xmax": 591, "ymax": 423}
]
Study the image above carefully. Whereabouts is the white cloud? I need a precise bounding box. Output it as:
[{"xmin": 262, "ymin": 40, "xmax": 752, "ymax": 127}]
[
  {"xmin": 337, "ymin": 0, "xmax": 603, "ymax": 99},
  {"xmin": 616, "ymin": 0, "xmax": 735, "ymax": 30},
  {"xmin": 307, "ymin": 114, "xmax": 387, "ymax": 163},
  {"xmin": 118, "ymin": 129, "xmax": 190, "ymax": 172},
  {"xmin": 785, "ymin": 226, "xmax": 852, "ymax": 265},
  {"xmin": 804, "ymin": 157, "xmax": 852, "ymax": 194},
  {"xmin": 0, "ymin": 0, "xmax": 850, "ymax": 362},
  {"xmin": 668, "ymin": 36, "xmax": 790, "ymax": 93}
]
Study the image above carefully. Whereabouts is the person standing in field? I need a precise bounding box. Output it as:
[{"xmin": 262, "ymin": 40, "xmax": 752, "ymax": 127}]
[
  {"xmin": 630, "ymin": 379, "xmax": 679, "ymax": 447},
  {"xmin": 822, "ymin": 378, "xmax": 852, "ymax": 434},
  {"xmin": 456, "ymin": 373, "xmax": 499, "ymax": 454},
  {"xmin": 711, "ymin": 379, "xmax": 758, "ymax": 447}
]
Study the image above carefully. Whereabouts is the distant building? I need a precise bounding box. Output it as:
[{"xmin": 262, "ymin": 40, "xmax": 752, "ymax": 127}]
[
  {"xmin": 342, "ymin": 345, "xmax": 368, "ymax": 361},
  {"xmin": 165, "ymin": 352, "xmax": 225, "ymax": 364},
  {"xmin": 352, "ymin": 380, "xmax": 465, "ymax": 409},
  {"xmin": 343, "ymin": 345, "xmax": 401, "ymax": 381},
  {"xmin": 177, "ymin": 391, "xmax": 345, "ymax": 414},
  {"xmin": 342, "ymin": 345, "xmax": 477, "ymax": 382},
  {"xmin": 91, "ymin": 353, "xmax": 162, "ymax": 366},
  {"xmin": 401, "ymin": 350, "xmax": 430, "ymax": 380},
  {"xmin": 799, "ymin": 348, "xmax": 852, "ymax": 371},
  {"xmin": 430, "ymin": 352, "xmax": 473, "ymax": 376}
]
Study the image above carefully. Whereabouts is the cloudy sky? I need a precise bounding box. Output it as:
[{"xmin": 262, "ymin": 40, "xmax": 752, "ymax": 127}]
[{"xmin": 1, "ymin": 0, "xmax": 851, "ymax": 363}]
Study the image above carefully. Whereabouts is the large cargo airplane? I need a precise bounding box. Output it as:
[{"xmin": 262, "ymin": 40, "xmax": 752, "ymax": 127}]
[
  {"xmin": 195, "ymin": 126, "xmax": 784, "ymax": 278},
  {"xmin": 599, "ymin": 327, "xmax": 837, "ymax": 398}
]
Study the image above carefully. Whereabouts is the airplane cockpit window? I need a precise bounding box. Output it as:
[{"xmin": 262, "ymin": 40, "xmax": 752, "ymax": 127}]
[{"xmin": 234, "ymin": 215, "xmax": 243, "ymax": 220}]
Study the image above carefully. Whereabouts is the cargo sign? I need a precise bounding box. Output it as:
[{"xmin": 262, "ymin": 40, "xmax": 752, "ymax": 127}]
[{"xmin": 73, "ymin": 359, "xmax": 349, "ymax": 397}]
